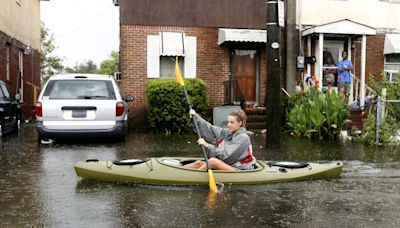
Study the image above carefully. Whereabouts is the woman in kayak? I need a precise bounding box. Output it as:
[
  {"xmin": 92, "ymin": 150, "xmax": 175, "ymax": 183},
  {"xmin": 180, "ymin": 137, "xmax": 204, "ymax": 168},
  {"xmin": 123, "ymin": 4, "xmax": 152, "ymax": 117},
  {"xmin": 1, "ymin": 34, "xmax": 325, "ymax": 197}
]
[{"xmin": 184, "ymin": 109, "xmax": 257, "ymax": 170}]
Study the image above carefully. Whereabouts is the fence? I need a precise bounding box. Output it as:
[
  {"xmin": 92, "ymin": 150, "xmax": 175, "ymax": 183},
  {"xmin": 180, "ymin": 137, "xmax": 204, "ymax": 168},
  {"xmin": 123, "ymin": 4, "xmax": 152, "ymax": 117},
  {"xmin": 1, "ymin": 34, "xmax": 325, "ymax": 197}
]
[{"xmin": 375, "ymin": 89, "xmax": 400, "ymax": 145}]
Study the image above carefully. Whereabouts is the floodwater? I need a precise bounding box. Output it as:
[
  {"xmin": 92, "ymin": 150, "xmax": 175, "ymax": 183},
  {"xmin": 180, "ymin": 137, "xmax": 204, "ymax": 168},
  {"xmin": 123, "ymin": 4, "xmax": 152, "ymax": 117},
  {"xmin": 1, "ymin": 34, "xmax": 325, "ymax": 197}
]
[{"xmin": 1, "ymin": 124, "xmax": 400, "ymax": 227}]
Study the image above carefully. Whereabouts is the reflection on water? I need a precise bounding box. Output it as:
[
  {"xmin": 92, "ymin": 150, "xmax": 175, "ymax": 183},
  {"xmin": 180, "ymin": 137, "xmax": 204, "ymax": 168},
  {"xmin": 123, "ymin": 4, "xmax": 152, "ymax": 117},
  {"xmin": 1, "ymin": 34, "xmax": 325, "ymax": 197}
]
[{"xmin": 0, "ymin": 125, "xmax": 400, "ymax": 227}]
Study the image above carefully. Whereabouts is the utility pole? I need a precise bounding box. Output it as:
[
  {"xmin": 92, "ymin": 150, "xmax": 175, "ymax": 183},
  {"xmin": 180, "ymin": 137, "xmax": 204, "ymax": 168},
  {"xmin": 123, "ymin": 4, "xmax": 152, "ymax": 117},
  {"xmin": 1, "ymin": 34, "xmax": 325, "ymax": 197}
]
[
  {"xmin": 286, "ymin": 0, "xmax": 297, "ymax": 94},
  {"xmin": 265, "ymin": 0, "xmax": 283, "ymax": 149}
]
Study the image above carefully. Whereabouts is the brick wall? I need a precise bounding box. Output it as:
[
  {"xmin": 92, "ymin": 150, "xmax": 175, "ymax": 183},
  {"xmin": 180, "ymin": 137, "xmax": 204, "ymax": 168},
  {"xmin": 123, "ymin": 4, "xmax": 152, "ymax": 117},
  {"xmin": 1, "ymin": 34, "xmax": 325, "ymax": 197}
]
[
  {"xmin": 120, "ymin": 25, "xmax": 268, "ymax": 130},
  {"xmin": 0, "ymin": 31, "xmax": 41, "ymax": 120},
  {"xmin": 350, "ymin": 35, "xmax": 385, "ymax": 84},
  {"xmin": 366, "ymin": 35, "xmax": 385, "ymax": 82}
]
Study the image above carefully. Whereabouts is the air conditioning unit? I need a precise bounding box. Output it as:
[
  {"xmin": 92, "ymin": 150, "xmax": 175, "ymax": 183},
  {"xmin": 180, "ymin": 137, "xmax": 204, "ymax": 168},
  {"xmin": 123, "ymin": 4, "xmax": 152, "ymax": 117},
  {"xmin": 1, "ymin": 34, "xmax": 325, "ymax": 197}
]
[
  {"xmin": 114, "ymin": 72, "xmax": 122, "ymax": 81},
  {"xmin": 112, "ymin": 0, "xmax": 119, "ymax": 6}
]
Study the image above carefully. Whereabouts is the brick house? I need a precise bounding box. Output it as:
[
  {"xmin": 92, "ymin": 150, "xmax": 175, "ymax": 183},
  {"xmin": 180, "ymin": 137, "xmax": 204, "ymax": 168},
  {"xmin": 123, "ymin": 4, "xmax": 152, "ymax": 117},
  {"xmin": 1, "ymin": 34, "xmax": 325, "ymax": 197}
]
[
  {"xmin": 0, "ymin": 0, "xmax": 43, "ymax": 120},
  {"xmin": 115, "ymin": 0, "xmax": 400, "ymax": 129},
  {"xmin": 299, "ymin": 0, "xmax": 400, "ymax": 108}
]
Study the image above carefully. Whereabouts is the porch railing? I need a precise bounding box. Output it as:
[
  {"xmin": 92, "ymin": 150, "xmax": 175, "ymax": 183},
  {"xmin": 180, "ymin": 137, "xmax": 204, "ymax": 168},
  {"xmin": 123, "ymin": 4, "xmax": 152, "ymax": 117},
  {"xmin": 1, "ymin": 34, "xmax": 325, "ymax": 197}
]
[{"xmin": 349, "ymin": 73, "xmax": 377, "ymax": 109}]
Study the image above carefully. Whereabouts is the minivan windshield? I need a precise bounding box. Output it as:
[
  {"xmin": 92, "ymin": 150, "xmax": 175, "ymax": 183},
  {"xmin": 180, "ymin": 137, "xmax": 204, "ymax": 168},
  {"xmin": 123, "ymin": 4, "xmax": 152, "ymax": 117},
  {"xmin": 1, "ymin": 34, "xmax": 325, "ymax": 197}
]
[{"xmin": 45, "ymin": 80, "xmax": 116, "ymax": 100}]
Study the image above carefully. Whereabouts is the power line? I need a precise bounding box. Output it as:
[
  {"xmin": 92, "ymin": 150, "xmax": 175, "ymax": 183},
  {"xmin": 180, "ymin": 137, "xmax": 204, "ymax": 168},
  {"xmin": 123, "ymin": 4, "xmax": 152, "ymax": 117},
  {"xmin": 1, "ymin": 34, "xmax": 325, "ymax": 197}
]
[{"xmin": 54, "ymin": 5, "xmax": 113, "ymax": 39}]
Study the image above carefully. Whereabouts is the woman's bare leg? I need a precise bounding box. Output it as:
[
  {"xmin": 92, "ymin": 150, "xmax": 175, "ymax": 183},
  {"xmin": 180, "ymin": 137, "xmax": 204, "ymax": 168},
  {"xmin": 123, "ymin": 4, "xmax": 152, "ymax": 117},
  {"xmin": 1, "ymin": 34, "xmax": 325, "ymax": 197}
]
[
  {"xmin": 198, "ymin": 158, "xmax": 236, "ymax": 171},
  {"xmin": 183, "ymin": 160, "xmax": 205, "ymax": 169}
]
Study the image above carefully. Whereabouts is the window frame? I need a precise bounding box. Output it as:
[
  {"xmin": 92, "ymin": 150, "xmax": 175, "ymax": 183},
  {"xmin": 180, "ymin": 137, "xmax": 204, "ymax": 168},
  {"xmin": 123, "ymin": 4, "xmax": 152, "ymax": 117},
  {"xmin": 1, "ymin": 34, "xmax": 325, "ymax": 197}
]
[
  {"xmin": 384, "ymin": 54, "xmax": 400, "ymax": 83},
  {"xmin": 147, "ymin": 34, "xmax": 196, "ymax": 79},
  {"xmin": 159, "ymin": 56, "xmax": 185, "ymax": 79}
]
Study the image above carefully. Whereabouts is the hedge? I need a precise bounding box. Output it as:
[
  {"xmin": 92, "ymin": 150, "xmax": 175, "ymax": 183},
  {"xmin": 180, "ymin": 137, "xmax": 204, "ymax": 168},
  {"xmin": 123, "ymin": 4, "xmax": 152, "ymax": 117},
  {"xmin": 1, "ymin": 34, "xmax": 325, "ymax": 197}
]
[{"xmin": 146, "ymin": 78, "xmax": 209, "ymax": 134}]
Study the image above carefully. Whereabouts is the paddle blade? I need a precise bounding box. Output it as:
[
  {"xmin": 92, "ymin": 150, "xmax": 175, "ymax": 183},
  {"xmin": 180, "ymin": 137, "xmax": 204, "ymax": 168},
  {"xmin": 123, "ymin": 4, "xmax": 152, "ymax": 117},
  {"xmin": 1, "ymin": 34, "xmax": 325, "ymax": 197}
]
[
  {"xmin": 175, "ymin": 57, "xmax": 185, "ymax": 86},
  {"xmin": 208, "ymin": 169, "xmax": 218, "ymax": 193}
]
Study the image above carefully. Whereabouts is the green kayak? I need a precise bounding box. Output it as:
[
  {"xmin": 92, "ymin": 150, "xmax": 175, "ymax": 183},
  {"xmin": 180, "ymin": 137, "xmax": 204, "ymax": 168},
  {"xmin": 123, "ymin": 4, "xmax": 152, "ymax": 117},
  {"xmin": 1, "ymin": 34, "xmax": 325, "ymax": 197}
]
[{"xmin": 74, "ymin": 157, "xmax": 343, "ymax": 185}]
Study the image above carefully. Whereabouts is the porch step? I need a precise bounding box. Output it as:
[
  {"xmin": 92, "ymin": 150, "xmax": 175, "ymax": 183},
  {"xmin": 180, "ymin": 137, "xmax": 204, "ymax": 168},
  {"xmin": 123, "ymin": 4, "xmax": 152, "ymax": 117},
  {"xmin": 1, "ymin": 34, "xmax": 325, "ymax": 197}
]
[
  {"xmin": 247, "ymin": 115, "xmax": 265, "ymax": 122},
  {"xmin": 245, "ymin": 107, "xmax": 266, "ymax": 115},
  {"xmin": 247, "ymin": 121, "xmax": 267, "ymax": 130},
  {"xmin": 245, "ymin": 108, "xmax": 267, "ymax": 130},
  {"xmin": 347, "ymin": 110, "xmax": 368, "ymax": 130}
]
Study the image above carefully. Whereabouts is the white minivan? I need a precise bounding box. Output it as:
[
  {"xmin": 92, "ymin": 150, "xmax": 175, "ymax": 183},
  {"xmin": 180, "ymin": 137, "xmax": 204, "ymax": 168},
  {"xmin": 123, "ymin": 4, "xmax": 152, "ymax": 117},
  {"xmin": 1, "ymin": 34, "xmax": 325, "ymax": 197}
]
[{"xmin": 35, "ymin": 74, "xmax": 134, "ymax": 142}]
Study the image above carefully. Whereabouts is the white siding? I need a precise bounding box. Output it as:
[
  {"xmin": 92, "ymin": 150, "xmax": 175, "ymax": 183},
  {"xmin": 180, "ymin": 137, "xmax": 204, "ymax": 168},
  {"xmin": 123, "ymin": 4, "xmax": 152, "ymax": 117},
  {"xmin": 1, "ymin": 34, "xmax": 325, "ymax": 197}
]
[
  {"xmin": 0, "ymin": 0, "xmax": 41, "ymax": 49},
  {"xmin": 184, "ymin": 36, "xmax": 197, "ymax": 78},
  {"xmin": 298, "ymin": 0, "xmax": 400, "ymax": 30},
  {"xmin": 147, "ymin": 35, "xmax": 160, "ymax": 78}
]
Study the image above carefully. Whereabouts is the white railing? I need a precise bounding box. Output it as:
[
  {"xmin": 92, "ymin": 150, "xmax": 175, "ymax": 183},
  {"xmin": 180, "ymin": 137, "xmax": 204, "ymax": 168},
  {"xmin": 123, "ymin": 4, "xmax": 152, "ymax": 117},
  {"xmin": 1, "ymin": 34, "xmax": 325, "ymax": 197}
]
[{"xmin": 350, "ymin": 73, "xmax": 377, "ymax": 108}]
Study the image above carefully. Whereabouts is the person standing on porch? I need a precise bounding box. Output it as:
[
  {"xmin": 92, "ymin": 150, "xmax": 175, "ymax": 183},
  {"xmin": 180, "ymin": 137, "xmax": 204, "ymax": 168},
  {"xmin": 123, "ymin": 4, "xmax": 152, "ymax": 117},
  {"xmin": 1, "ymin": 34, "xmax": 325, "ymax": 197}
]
[{"xmin": 337, "ymin": 50, "xmax": 353, "ymax": 98}]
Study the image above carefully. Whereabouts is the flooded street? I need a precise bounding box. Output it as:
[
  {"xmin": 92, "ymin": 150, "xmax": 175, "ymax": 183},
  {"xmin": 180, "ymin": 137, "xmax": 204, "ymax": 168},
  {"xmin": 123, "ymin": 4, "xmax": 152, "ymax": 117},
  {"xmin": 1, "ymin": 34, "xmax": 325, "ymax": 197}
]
[{"xmin": 1, "ymin": 124, "xmax": 400, "ymax": 227}]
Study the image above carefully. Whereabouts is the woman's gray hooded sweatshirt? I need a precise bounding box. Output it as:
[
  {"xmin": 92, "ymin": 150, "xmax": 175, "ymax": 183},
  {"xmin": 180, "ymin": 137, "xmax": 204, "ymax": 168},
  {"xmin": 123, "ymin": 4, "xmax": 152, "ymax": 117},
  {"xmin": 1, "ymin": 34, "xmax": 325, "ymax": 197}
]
[{"xmin": 192, "ymin": 114, "xmax": 257, "ymax": 170}]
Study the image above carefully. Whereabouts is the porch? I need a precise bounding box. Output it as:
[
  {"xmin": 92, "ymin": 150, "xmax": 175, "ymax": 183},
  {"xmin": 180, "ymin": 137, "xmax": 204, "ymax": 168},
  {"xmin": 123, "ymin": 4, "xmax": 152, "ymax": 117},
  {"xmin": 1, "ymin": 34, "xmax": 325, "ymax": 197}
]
[{"xmin": 301, "ymin": 19, "xmax": 377, "ymax": 109}]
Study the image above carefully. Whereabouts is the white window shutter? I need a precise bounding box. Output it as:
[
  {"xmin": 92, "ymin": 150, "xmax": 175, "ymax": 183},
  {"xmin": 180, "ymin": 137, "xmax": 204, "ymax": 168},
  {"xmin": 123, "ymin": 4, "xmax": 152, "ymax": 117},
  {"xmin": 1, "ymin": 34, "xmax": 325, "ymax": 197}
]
[
  {"xmin": 184, "ymin": 36, "xmax": 197, "ymax": 78},
  {"xmin": 147, "ymin": 35, "xmax": 160, "ymax": 78}
]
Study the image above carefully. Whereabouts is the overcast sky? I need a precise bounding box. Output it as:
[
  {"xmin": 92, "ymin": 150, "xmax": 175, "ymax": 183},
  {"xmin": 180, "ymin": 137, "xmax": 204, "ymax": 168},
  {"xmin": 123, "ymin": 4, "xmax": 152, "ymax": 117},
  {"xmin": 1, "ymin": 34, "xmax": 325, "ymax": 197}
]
[{"xmin": 40, "ymin": 0, "xmax": 119, "ymax": 68}]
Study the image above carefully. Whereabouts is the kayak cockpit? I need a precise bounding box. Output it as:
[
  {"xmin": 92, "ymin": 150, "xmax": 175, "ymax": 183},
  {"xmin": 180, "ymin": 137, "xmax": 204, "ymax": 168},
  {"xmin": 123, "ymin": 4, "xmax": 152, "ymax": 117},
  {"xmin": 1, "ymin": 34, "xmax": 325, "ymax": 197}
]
[{"xmin": 157, "ymin": 157, "xmax": 264, "ymax": 173}]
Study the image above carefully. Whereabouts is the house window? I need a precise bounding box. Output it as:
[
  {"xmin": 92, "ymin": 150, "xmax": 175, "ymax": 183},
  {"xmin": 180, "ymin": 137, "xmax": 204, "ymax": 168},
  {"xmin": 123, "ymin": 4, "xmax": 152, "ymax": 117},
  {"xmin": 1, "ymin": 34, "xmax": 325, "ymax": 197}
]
[
  {"xmin": 384, "ymin": 54, "xmax": 400, "ymax": 83},
  {"xmin": 160, "ymin": 56, "xmax": 184, "ymax": 78},
  {"xmin": 147, "ymin": 33, "xmax": 196, "ymax": 79},
  {"xmin": 6, "ymin": 44, "xmax": 10, "ymax": 81}
]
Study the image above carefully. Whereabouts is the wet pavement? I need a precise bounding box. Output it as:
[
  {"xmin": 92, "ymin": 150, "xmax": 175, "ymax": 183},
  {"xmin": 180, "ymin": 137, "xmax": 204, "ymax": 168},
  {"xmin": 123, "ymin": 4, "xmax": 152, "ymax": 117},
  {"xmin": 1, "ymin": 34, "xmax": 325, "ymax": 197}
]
[{"xmin": 1, "ymin": 124, "xmax": 400, "ymax": 227}]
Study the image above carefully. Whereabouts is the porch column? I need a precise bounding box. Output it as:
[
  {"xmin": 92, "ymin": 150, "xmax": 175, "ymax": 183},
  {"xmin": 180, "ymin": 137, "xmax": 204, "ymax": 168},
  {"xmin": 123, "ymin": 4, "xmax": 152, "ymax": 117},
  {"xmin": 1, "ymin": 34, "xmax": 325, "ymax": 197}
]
[
  {"xmin": 307, "ymin": 35, "xmax": 311, "ymax": 77},
  {"xmin": 347, "ymin": 37, "xmax": 352, "ymax": 61},
  {"xmin": 318, "ymin": 33, "xmax": 324, "ymax": 89},
  {"xmin": 348, "ymin": 37, "xmax": 353, "ymax": 102},
  {"xmin": 360, "ymin": 35, "xmax": 366, "ymax": 108}
]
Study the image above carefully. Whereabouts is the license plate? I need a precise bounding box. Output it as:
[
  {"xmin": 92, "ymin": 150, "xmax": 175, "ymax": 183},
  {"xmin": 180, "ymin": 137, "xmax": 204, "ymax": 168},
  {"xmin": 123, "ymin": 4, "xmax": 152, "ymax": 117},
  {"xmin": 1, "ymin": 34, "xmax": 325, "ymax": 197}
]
[{"xmin": 72, "ymin": 110, "xmax": 87, "ymax": 118}]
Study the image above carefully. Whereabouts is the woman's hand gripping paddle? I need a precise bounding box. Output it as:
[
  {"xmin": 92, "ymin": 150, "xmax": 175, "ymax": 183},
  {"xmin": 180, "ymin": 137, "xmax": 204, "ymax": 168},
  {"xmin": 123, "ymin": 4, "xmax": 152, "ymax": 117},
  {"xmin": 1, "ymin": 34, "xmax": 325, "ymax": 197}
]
[{"xmin": 175, "ymin": 57, "xmax": 218, "ymax": 193}]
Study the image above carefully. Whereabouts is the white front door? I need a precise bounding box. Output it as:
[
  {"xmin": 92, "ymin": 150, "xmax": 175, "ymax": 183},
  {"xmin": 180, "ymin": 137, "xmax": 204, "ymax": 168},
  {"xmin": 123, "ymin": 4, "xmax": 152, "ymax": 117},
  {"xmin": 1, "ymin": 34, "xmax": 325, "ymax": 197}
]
[{"xmin": 315, "ymin": 40, "xmax": 344, "ymax": 88}]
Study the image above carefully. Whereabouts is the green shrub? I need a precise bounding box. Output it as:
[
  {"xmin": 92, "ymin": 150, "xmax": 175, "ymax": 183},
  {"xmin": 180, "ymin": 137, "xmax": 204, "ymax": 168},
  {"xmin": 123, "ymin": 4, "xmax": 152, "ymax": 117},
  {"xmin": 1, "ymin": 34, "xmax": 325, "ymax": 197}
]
[
  {"xmin": 286, "ymin": 87, "xmax": 349, "ymax": 140},
  {"xmin": 146, "ymin": 78, "xmax": 208, "ymax": 134},
  {"xmin": 355, "ymin": 112, "xmax": 400, "ymax": 145},
  {"xmin": 356, "ymin": 72, "xmax": 400, "ymax": 145}
]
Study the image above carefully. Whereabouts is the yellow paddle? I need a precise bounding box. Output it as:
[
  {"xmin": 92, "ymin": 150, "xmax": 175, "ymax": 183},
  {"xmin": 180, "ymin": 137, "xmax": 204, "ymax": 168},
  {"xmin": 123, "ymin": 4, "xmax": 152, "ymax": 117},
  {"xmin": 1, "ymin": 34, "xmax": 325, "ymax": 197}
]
[{"xmin": 175, "ymin": 57, "xmax": 218, "ymax": 193}]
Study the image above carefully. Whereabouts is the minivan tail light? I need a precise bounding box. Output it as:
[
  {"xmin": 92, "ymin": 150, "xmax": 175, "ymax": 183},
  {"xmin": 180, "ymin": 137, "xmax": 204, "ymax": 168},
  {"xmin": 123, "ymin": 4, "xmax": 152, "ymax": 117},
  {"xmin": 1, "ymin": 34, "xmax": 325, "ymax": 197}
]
[
  {"xmin": 116, "ymin": 102, "xmax": 124, "ymax": 116},
  {"xmin": 35, "ymin": 102, "xmax": 43, "ymax": 117}
]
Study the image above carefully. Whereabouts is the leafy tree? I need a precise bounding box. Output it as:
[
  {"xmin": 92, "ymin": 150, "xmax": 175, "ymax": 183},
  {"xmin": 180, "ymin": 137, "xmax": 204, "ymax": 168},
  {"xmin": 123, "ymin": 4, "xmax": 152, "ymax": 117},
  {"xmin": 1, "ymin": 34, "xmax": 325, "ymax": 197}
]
[
  {"xmin": 77, "ymin": 60, "xmax": 97, "ymax": 73},
  {"xmin": 64, "ymin": 66, "xmax": 76, "ymax": 73},
  {"xmin": 63, "ymin": 60, "xmax": 98, "ymax": 74},
  {"xmin": 97, "ymin": 51, "xmax": 119, "ymax": 75},
  {"xmin": 40, "ymin": 22, "xmax": 64, "ymax": 85}
]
